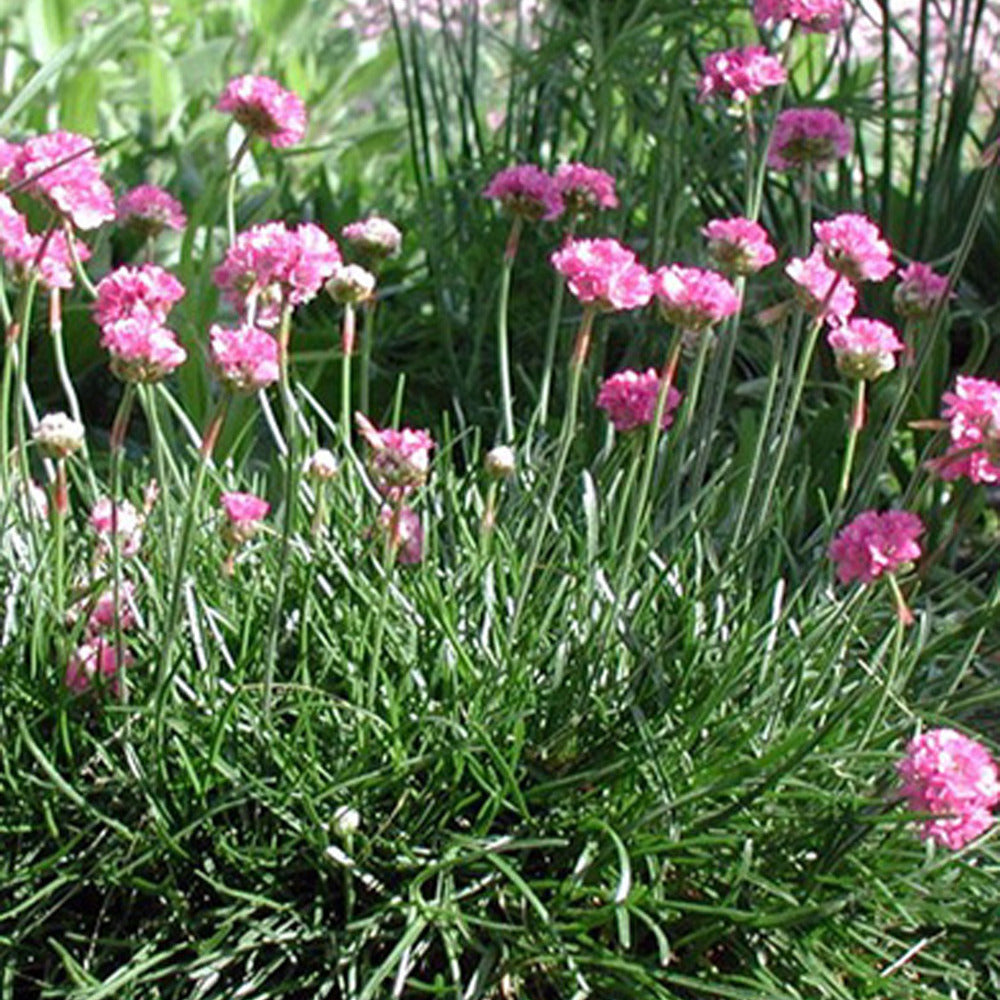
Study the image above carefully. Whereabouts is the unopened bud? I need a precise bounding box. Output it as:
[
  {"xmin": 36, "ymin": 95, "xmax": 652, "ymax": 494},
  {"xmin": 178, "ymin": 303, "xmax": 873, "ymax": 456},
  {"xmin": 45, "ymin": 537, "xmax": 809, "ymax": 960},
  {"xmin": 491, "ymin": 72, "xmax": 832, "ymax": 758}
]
[
  {"xmin": 485, "ymin": 445, "xmax": 516, "ymax": 480},
  {"xmin": 326, "ymin": 264, "xmax": 376, "ymax": 305},
  {"xmin": 331, "ymin": 805, "xmax": 361, "ymax": 836},
  {"xmin": 306, "ymin": 448, "xmax": 339, "ymax": 481},
  {"xmin": 33, "ymin": 412, "xmax": 85, "ymax": 459}
]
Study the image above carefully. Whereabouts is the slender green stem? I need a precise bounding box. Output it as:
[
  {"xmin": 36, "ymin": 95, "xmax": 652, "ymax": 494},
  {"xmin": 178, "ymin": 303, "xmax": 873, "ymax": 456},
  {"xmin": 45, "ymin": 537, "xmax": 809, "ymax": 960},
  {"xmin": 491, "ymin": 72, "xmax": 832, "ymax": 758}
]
[
  {"xmin": 139, "ymin": 385, "xmax": 176, "ymax": 567},
  {"xmin": 667, "ymin": 330, "xmax": 712, "ymax": 519},
  {"xmin": 359, "ymin": 300, "xmax": 376, "ymax": 417},
  {"xmin": 367, "ymin": 514, "xmax": 397, "ymax": 710},
  {"xmin": 834, "ymin": 378, "xmax": 866, "ymax": 516},
  {"xmin": 226, "ymin": 134, "xmax": 253, "ymax": 246},
  {"xmin": 537, "ymin": 218, "xmax": 577, "ymax": 428},
  {"xmin": 108, "ymin": 384, "xmax": 137, "ymax": 698},
  {"xmin": 497, "ymin": 216, "xmax": 523, "ymax": 443},
  {"xmin": 479, "ymin": 480, "xmax": 498, "ymax": 561},
  {"xmin": 62, "ymin": 220, "xmax": 98, "ymax": 299}
]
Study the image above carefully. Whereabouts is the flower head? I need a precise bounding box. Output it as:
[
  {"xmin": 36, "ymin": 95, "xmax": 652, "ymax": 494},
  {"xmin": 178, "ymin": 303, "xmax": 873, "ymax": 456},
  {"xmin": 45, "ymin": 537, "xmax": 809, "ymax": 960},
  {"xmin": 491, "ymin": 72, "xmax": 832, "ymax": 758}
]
[
  {"xmin": 828, "ymin": 509, "xmax": 923, "ymax": 585},
  {"xmin": 768, "ymin": 108, "xmax": 851, "ymax": 171},
  {"xmin": 306, "ymin": 448, "xmax": 339, "ymax": 481},
  {"xmin": 553, "ymin": 163, "xmax": 619, "ymax": 214},
  {"xmin": 0, "ymin": 195, "xmax": 91, "ymax": 290},
  {"xmin": 935, "ymin": 376, "xmax": 1000, "ymax": 483},
  {"xmin": 703, "ymin": 217, "xmax": 777, "ymax": 275},
  {"xmin": 90, "ymin": 497, "xmax": 144, "ymax": 558},
  {"xmin": 652, "ymin": 265, "xmax": 740, "ymax": 332},
  {"xmin": 482, "ymin": 164, "xmax": 564, "ymax": 222},
  {"xmin": 325, "ymin": 263, "xmax": 376, "ymax": 305},
  {"xmin": 342, "ymin": 215, "xmax": 402, "ymax": 260},
  {"xmin": 356, "ymin": 412, "xmax": 434, "ymax": 500},
  {"xmin": 596, "ymin": 369, "xmax": 682, "ymax": 433},
  {"xmin": 101, "ymin": 316, "xmax": 187, "ymax": 383},
  {"xmin": 827, "ymin": 318, "xmax": 904, "ymax": 380},
  {"xmin": 94, "ymin": 264, "xmax": 186, "ymax": 328},
  {"xmin": 33, "ymin": 411, "xmax": 85, "ymax": 459},
  {"xmin": 65, "ymin": 640, "xmax": 131, "ymax": 696},
  {"xmin": 550, "ymin": 237, "xmax": 653, "ymax": 311},
  {"xmin": 117, "ymin": 184, "xmax": 187, "ymax": 236},
  {"xmin": 0, "ymin": 138, "xmax": 19, "ymax": 183},
  {"xmin": 217, "ymin": 74, "xmax": 307, "ymax": 148},
  {"xmin": 754, "ymin": 0, "xmax": 844, "ymax": 33},
  {"xmin": 814, "ymin": 213, "xmax": 894, "ymax": 284},
  {"xmin": 484, "ymin": 444, "xmax": 517, "ymax": 480},
  {"xmin": 698, "ymin": 47, "xmax": 787, "ymax": 103},
  {"xmin": 209, "ymin": 323, "xmax": 279, "ymax": 393},
  {"xmin": 85, "ymin": 580, "xmax": 137, "ymax": 635},
  {"xmin": 785, "ymin": 249, "xmax": 857, "ymax": 320},
  {"xmin": 898, "ymin": 728, "xmax": 1000, "ymax": 849},
  {"xmin": 893, "ymin": 262, "xmax": 951, "ymax": 320},
  {"xmin": 220, "ymin": 491, "xmax": 270, "ymax": 545},
  {"xmin": 377, "ymin": 505, "xmax": 424, "ymax": 564}
]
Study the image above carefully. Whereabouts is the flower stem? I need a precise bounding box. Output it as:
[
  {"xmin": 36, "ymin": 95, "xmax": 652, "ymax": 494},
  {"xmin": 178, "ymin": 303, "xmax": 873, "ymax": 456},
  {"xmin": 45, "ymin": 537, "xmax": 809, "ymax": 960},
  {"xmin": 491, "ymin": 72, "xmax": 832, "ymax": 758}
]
[
  {"xmin": 225, "ymin": 134, "xmax": 253, "ymax": 246},
  {"xmin": 537, "ymin": 218, "xmax": 577, "ymax": 428},
  {"xmin": 367, "ymin": 511, "xmax": 397, "ymax": 711},
  {"xmin": 835, "ymin": 378, "xmax": 866, "ymax": 515},
  {"xmin": 108, "ymin": 383, "xmax": 137, "ymax": 698},
  {"xmin": 359, "ymin": 300, "xmax": 376, "ymax": 417},
  {"xmin": 341, "ymin": 302, "xmax": 355, "ymax": 447},
  {"xmin": 52, "ymin": 459, "xmax": 68, "ymax": 631},
  {"xmin": 497, "ymin": 215, "xmax": 523, "ymax": 443}
]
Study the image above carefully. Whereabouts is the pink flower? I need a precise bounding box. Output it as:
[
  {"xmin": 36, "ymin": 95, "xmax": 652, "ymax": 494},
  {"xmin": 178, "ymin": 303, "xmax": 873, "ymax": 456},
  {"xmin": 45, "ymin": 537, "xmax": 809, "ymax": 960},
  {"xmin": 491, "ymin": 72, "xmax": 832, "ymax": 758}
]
[
  {"xmin": 341, "ymin": 215, "xmax": 402, "ymax": 259},
  {"xmin": 220, "ymin": 491, "xmax": 270, "ymax": 548},
  {"xmin": 117, "ymin": 184, "xmax": 187, "ymax": 235},
  {"xmin": 482, "ymin": 164, "xmax": 564, "ymax": 221},
  {"xmin": 703, "ymin": 217, "xmax": 777, "ymax": 275},
  {"xmin": 94, "ymin": 264, "xmax": 186, "ymax": 327},
  {"xmin": 754, "ymin": 0, "xmax": 844, "ymax": 33},
  {"xmin": 90, "ymin": 497, "xmax": 144, "ymax": 558},
  {"xmin": 596, "ymin": 369, "xmax": 682, "ymax": 433},
  {"xmin": 935, "ymin": 376, "xmax": 1000, "ymax": 484},
  {"xmin": 550, "ymin": 237, "xmax": 653, "ymax": 311},
  {"xmin": 209, "ymin": 323, "xmax": 280, "ymax": 393},
  {"xmin": 827, "ymin": 318, "xmax": 904, "ymax": 380},
  {"xmin": 100, "ymin": 316, "xmax": 187, "ymax": 383},
  {"xmin": 11, "ymin": 131, "xmax": 115, "ymax": 231},
  {"xmin": 377, "ymin": 505, "xmax": 424, "ymax": 564},
  {"xmin": 356, "ymin": 413, "xmax": 434, "ymax": 500},
  {"xmin": 0, "ymin": 203, "xmax": 91, "ymax": 291},
  {"xmin": 0, "ymin": 138, "xmax": 19, "ymax": 183},
  {"xmin": 767, "ymin": 108, "xmax": 851, "ymax": 171},
  {"xmin": 785, "ymin": 249, "xmax": 857, "ymax": 320},
  {"xmin": 0, "ymin": 192, "xmax": 29, "ymax": 252},
  {"xmin": 217, "ymin": 75, "xmax": 307, "ymax": 148},
  {"xmin": 893, "ymin": 262, "xmax": 951, "ymax": 319},
  {"xmin": 213, "ymin": 221, "xmax": 341, "ymax": 327},
  {"xmin": 65, "ymin": 640, "xmax": 131, "ymax": 696},
  {"xmin": 828, "ymin": 509, "xmax": 923, "ymax": 585},
  {"xmin": 553, "ymin": 163, "xmax": 619, "ymax": 213},
  {"xmin": 898, "ymin": 728, "xmax": 1000, "ymax": 850},
  {"xmin": 86, "ymin": 580, "xmax": 137, "ymax": 635},
  {"xmin": 698, "ymin": 47, "xmax": 787, "ymax": 103},
  {"xmin": 814, "ymin": 213, "xmax": 894, "ymax": 284},
  {"xmin": 652, "ymin": 265, "xmax": 740, "ymax": 332}
]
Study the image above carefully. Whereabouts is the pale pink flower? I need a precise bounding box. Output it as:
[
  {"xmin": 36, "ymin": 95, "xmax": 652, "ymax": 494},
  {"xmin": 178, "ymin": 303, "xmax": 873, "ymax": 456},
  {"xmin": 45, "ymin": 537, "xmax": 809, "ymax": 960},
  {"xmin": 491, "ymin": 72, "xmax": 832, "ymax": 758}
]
[
  {"xmin": 217, "ymin": 74, "xmax": 307, "ymax": 148},
  {"xmin": 326, "ymin": 263, "xmax": 376, "ymax": 304},
  {"xmin": 652, "ymin": 265, "xmax": 740, "ymax": 332},
  {"xmin": 65, "ymin": 640, "xmax": 131, "ymax": 696},
  {"xmin": 553, "ymin": 163, "xmax": 619, "ymax": 213},
  {"xmin": 0, "ymin": 192, "xmax": 29, "ymax": 252},
  {"xmin": 698, "ymin": 47, "xmax": 787, "ymax": 103},
  {"xmin": 767, "ymin": 108, "xmax": 851, "ymax": 170},
  {"xmin": 1, "ymin": 223, "xmax": 91, "ymax": 291},
  {"xmin": 86, "ymin": 580, "xmax": 137, "ymax": 634},
  {"xmin": 305, "ymin": 448, "xmax": 339, "ymax": 481},
  {"xmin": 11, "ymin": 131, "xmax": 115, "ymax": 230},
  {"xmin": 814, "ymin": 213, "xmax": 894, "ymax": 284},
  {"xmin": 754, "ymin": 0, "xmax": 844, "ymax": 33},
  {"xmin": 702, "ymin": 217, "xmax": 777, "ymax": 275},
  {"xmin": 356, "ymin": 413, "xmax": 434, "ymax": 500},
  {"xmin": 341, "ymin": 215, "xmax": 402, "ymax": 259},
  {"xmin": 828, "ymin": 509, "xmax": 923, "ymax": 585},
  {"xmin": 596, "ymin": 369, "xmax": 682, "ymax": 433},
  {"xmin": 90, "ymin": 497, "xmax": 144, "ymax": 558},
  {"xmin": 0, "ymin": 138, "xmax": 19, "ymax": 183},
  {"xmin": 94, "ymin": 264, "xmax": 185, "ymax": 327},
  {"xmin": 377, "ymin": 505, "xmax": 424, "ymax": 564},
  {"xmin": 827, "ymin": 318, "xmax": 903, "ymax": 380},
  {"xmin": 893, "ymin": 262, "xmax": 951, "ymax": 320},
  {"xmin": 550, "ymin": 237, "xmax": 653, "ymax": 311},
  {"xmin": 220, "ymin": 491, "xmax": 270, "ymax": 537},
  {"xmin": 482, "ymin": 164, "xmax": 564, "ymax": 222},
  {"xmin": 117, "ymin": 184, "xmax": 187, "ymax": 235},
  {"xmin": 33, "ymin": 412, "xmax": 85, "ymax": 459},
  {"xmin": 935, "ymin": 376, "xmax": 1000, "ymax": 484},
  {"xmin": 898, "ymin": 728, "xmax": 1000, "ymax": 850},
  {"xmin": 209, "ymin": 323, "xmax": 280, "ymax": 393},
  {"xmin": 101, "ymin": 316, "xmax": 187, "ymax": 383},
  {"xmin": 785, "ymin": 249, "xmax": 857, "ymax": 320}
]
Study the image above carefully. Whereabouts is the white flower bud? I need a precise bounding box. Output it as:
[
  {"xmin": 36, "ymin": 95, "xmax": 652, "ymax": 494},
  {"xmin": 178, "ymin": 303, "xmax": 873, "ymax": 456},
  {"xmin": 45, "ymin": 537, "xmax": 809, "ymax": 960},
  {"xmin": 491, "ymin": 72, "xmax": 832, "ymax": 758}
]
[
  {"xmin": 331, "ymin": 805, "xmax": 360, "ymax": 836},
  {"xmin": 484, "ymin": 445, "xmax": 516, "ymax": 480},
  {"xmin": 33, "ymin": 412, "xmax": 85, "ymax": 459}
]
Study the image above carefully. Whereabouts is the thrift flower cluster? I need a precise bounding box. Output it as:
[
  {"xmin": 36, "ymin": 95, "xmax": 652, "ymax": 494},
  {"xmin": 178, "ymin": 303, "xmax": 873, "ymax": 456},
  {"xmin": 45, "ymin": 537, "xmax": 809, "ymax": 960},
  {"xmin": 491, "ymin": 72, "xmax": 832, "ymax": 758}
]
[
  {"xmin": 698, "ymin": 47, "xmax": 787, "ymax": 103},
  {"xmin": 754, "ymin": 0, "xmax": 844, "ymax": 32},
  {"xmin": 828, "ymin": 510, "xmax": 924, "ymax": 585},
  {"xmin": 209, "ymin": 324, "xmax": 280, "ymax": 393},
  {"xmin": 937, "ymin": 376, "xmax": 1000, "ymax": 483},
  {"xmin": 483, "ymin": 162, "xmax": 619, "ymax": 222},
  {"xmin": 217, "ymin": 74, "xmax": 308, "ymax": 148},
  {"xmin": 653, "ymin": 264, "xmax": 740, "ymax": 333},
  {"xmin": 703, "ymin": 217, "xmax": 777, "ymax": 275},
  {"xmin": 596, "ymin": 369, "xmax": 682, "ymax": 433},
  {"xmin": 117, "ymin": 184, "xmax": 187, "ymax": 236},
  {"xmin": 550, "ymin": 238, "xmax": 653, "ymax": 312},
  {"xmin": 827, "ymin": 318, "xmax": 904, "ymax": 380},
  {"xmin": 768, "ymin": 108, "xmax": 851, "ymax": 170}
]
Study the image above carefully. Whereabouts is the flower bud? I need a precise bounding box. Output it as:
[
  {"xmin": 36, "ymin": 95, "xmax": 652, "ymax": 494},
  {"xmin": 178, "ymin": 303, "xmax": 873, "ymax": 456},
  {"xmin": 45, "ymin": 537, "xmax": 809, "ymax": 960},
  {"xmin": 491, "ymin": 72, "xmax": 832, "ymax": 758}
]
[
  {"xmin": 326, "ymin": 264, "xmax": 376, "ymax": 305},
  {"xmin": 306, "ymin": 448, "xmax": 339, "ymax": 481},
  {"xmin": 331, "ymin": 805, "xmax": 361, "ymax": 836},
  {"xmin": 484, "ymin": 445, "xmax": 516, "ymax": 480},
  {"xmin": 33, "ymin": 411, "xmax": 85, "ymax": 459}
]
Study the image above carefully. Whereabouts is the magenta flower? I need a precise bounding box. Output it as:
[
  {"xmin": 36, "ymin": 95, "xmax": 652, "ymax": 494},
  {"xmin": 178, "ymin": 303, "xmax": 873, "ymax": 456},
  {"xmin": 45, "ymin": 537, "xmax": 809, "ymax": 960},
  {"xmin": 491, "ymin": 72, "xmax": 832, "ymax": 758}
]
[
  {"xmin": 217, "ymin": 75, "xmax": 308, "ymax": 148},
  {"xmin": 596, "ymin": 369, "xmax": 682, "ymax": 433},
  {"xmin": 550, "ymin": 237, "xmax": 653, "ymax": 312},
  {"xmin": 827, "ymin": 318, "xmax": 904, "ymax": 380},
  {"xmin": 893, "ymin": 262, "xmax": 951, "ymax": 320},
  {"xmin": 209, "ymin": 323, "xmax": 280, "ymax": 393},
  {"xmin": 482, "ymin": 164, "xmax": 564, "ymax": 221},
  {"xmin": 898, "ymin": 728, "xmax": 1000, "ymax": 850},
  {"xmin": 754, "ymin": 0, "xmax": 844, "ymax": 33},
  {"xmin": 65, "ymin": 640, "xmax": 131, "ymax": 696},
  {"xmin": 117, "ymin": 184, "xmax": 187, "ymax": 236},
  {"xmin": 1, "ymin": 225, "xmax": 91, "ymax": 291},
  {"xmin": 341, "ymin": 215, "xmax": 402, "ymax": 259},
  {"xmin": 221, "ymin": 491, "xmax": 270, "ymax": 527},
  {"xmin": 93, "ymin": 264, "xmax": 186, "ymax": 327},
  {"xmin": 767, "ymin": 108, "xmax": 851, "ymax": 171},
  {"xmin": 90, "ymin": 497, "xmax": 144, "ymax": 558},
  {"xmin": 814, "ymin": 213, "xmax": 894, "ymax": 284},
  {"xmin": 785, "ymin": 249, "xmax": 857, "ymax": 320},
  {"xmin": 698, "ymin": 47, "xmax": 787, "ymax": 103},
  {"xmin": 100, "ymin": 316, "xmax": 187, "ymax": 383},
  {"xmin": 377, "ymin": 505, "xmax": 424, "ymax": 564},
  {"xmin": 703, "ymin": 217, "xmax": 777, "ymax": 275},
  {"xmin": 828, "ymin": 509, "xmax": 923, "ymax": 585},
  {"xmin": 86, "ymin": 580, "xmax": 137, "ymax": 635},
  {"xmin": 11, "ymin": 131, "xmax": 115, "ymax": 231},
  {"xmin": 935, "ymin": 376, "xmax": 1000, "ymax": 484},
  {"xmin": 356, "ymin": 413, "xmax": 434, "ymax": 500},
  {"xmin": 652, "ymin": 264, "xmax": 739, "ymax": 332},
  {"xmin": 553, "ymin": 163, "xmax": 619, "ymax": 213}
]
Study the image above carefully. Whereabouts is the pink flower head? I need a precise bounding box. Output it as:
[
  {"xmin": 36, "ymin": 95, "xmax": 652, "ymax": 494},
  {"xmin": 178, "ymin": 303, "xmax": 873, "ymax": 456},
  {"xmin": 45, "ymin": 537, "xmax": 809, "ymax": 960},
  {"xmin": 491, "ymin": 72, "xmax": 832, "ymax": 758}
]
[
  {"xmin": 935, "ymin": 376, "xmax": 1000, "ymax": 484},
  {"xmin": 11, "ymin": 131, "xmax": 115, "ymax": 231},
  {"xmin": 596, "ymin": 369, "xmax": 682, "ymax": 433},
  {"xmin": 0, "ymin": 192, "xmax": 29, "ymax": 252},
  {"xmin": 101, "ymin": 316, "xmax": 187, "ymax": 383},
  {"xmin": 482, "ymin": 164, "xmax": 564, "ymax": 222},
  {"xmin": 356, "ymin": 412, "xmax": 434, "ymax": 500},
  {"xmin": 94, "ymin": 264, "xmax": 186, "ymax": 327},
  {"xmin": 220, "ymin": 491, "xmax": 270, "ymax": 546},
  {"xmin": 652, "ymin": 264, "xmax": 740, "ymax": 332},
  {"xmin": 828, "ymin": 509, "xmax": 923, "ymax": 585},
  {"xmin": 65, "ymin": 640, "xmax": 131, "ymax": 696},
  {"xmin": 754, "ymin": 0, "xmax": 844, "ymax": 33},
  {"xmin": 814, "ymin": 213, "xmax": 894, "ymax": 284},
  {"xmin": 90, "ymin": 497, "xmax": 144, "ymax": 558},
  {"xmin": 341, "ymin": 215, "xmax": 402, "ymax": 260},
  {"xmin": 698, "ymin": 47, "xmax": 787, "ymax": 103},
  {"xmin": 213, "ymin": 221, "xmax": 341, "ymax": 327},
  {"xmin": 767, "ymin": 108, "xmax": 851, "ymax": 171},
  {"xmin": 209, "ymin": 323, "xmax": 280, "ymax": 393},
  {"xmin": 217, "ymin": 74, "xmax": 307, "ymax": 148},
  {"xmin": 702, "ymin": 216, "xmax": 777, "ymax": 275},
  {"xmin": 117, "ymin": 184, "xmax": 187, "ymax": 236},
  {"xmin": 785, "ymin": 249, "xmax": 857, "ymax": 320},
  {"xmin": 0, "ymin": 203, "xmax": 91, "ymax": 291},
  {"xmin": 0, "ymin": 138, "xmax": 19, "ymax": 184},
  {"xmin": 86, "ymin": 580, "xmax": 137, "ymax": 635},
  {"xmin": 898, "ymin": 728, "xmax": 1000, "ymax": 850},
  {"xmin": 894, "ymin": 262, "xmax": 951, "ymax": 320},
  {"xmin": 827, "ymin": 317, "xmax": 904, "ymax": 380},
  {"xmin": 553, "ymin": 163, "xmax": 619, "ymax": 214},
  {"xmin": 377, "ymin": 505, "xmax": 424, "ymax": 564},
  {"xmin": 550, "ymin": 237, "xmax": 653, "ymax": 312}
]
